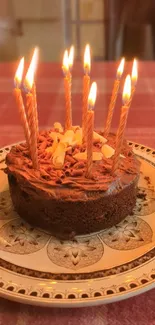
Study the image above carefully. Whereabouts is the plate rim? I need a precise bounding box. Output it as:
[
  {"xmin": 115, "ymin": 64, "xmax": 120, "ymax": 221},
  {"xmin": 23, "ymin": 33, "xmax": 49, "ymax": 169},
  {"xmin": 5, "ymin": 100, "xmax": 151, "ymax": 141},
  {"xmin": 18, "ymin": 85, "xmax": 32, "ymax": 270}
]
[
  {"xmin": 0, "ymin": 280, "xmax": 154, "ymax": 307},
  {"xmin": 0, "ymin": 140, "xmax": 155, "ymax": 307}
]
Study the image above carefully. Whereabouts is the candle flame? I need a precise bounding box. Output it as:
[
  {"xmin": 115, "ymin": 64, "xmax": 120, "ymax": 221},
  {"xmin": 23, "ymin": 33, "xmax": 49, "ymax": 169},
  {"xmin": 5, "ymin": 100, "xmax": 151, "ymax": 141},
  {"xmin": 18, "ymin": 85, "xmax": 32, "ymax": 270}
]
[
  {"xmin": 84, "ymin": 44, "xmax": 91, "ymax": 74},
  {"xmin": 122, "ymin": 75, "xmax": 131, "ymax": 105},
  {"xmin": 25, "ymin": 47, "xmax": 39, "ymax": 90},
  {"xmin": 117, "ymin": 57, "xmax": 125, "ymax": 79},
  {"xmin": 88, "ymin": 82, "xmax": 97, "ymax": 109},
  {"xmin": 131, "ymin": 58, "xmax": 138, "ymax": 86},
  {"xmin": 62, "ymin": 50, "xmax": 69, "ymax": 75},
  {"xmin": 68, "ymin": 45, "xmax": 74, "ymax": 70},
  {"xmin": 14, "ymin": 57, "xmax": 24, "ymax": 87}
]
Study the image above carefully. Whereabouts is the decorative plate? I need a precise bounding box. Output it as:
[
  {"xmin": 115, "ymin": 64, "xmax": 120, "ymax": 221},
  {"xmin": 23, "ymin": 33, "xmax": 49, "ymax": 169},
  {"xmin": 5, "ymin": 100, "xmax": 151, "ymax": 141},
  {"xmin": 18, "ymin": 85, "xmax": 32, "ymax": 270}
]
[{"xmin": 0, "ymin": 141, "xmax": 154, "ymax": 307}]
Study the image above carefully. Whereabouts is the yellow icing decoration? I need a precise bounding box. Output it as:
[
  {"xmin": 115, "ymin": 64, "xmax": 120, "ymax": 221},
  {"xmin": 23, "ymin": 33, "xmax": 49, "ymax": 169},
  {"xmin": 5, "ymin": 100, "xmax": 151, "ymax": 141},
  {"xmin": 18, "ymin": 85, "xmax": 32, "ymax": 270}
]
[
  {"xmin": 93, "ymin": 131, "xmax": 107, "ymax": 143},
  {"xmin": 52, "ymin": 143, "xmax": 66, "ymax": 168},
  {"xmin": 74, "ymin": 151, "xmax": 103, "ymax": 161}
]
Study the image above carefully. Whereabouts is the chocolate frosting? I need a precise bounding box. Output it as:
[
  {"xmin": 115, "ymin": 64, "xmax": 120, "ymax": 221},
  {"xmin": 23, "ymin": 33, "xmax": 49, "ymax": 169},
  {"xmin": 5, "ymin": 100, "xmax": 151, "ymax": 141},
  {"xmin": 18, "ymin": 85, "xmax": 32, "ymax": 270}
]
[{"xmin": 5, "ymin": 130, "xmax": 140, "ymax": 201}]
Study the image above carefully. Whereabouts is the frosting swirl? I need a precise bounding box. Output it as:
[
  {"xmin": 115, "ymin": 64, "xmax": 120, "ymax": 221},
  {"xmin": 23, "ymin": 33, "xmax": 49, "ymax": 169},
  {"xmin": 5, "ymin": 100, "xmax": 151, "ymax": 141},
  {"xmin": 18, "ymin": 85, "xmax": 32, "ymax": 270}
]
[{"xmin": 5, "ymin": 129, "xmax": 140, "ymax": 201}]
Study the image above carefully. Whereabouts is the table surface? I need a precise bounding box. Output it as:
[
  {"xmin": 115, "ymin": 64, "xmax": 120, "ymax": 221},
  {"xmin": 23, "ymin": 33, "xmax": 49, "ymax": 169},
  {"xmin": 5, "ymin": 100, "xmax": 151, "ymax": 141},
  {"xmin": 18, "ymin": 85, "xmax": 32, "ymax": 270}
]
[{"xmin": 0, "ymin": 61, "xmax": 155, "ymax": 324}]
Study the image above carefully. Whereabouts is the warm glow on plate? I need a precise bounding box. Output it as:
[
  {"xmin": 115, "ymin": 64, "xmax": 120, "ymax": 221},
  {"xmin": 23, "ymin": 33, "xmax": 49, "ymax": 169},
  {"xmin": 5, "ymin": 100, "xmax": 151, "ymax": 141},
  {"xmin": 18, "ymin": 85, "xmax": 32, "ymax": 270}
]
[
  {"xmin": 123, "ymin": 75, "xmax": 131, "ymax": 104},
  {"xmin": 132, "ymin": 59, "xmax": 138, "ymax": 86},
  {"xmin": 14, "ymin": 57, "xmax": 24, "ymax": 87},
  {"xmin": 117, "ymin": 57, "xmax": 125, "ymax": 79},
  {"xmin": 88, "ymin": 82, "xmax": 97, "ymax": 109},
  {"xmin": 25, "ymin": 47, "xmax": 39, "ymax": 90},
  {"xmin": 84, "ymin": 44, "xmax": 91, "ymax": 73}
]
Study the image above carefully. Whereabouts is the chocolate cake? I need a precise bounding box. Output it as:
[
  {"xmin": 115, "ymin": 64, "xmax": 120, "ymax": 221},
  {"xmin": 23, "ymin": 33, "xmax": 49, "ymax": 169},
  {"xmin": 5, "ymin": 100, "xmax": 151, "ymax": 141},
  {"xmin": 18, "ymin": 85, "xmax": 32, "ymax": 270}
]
[{"xmin": 5, "ymin": 125, "xmax": 140, "ymax": 239}]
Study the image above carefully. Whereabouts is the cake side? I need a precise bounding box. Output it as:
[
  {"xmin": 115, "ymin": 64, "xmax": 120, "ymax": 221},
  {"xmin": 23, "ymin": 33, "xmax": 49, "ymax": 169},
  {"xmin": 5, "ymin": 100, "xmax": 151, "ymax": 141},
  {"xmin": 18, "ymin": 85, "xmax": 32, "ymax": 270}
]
[{"xmin": 5, "ymin": 129, "xmax": 140, "ymax": 238}]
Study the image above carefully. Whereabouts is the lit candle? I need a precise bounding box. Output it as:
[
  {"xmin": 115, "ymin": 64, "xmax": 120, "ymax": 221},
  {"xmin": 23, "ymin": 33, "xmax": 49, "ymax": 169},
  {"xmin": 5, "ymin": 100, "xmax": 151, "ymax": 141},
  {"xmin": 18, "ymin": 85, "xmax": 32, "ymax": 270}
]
[
  {"xmin": 68, "ymin": 45, "xmax": 74, "ymax": 115},
  {"xmin": 112, "ymin": 75, "xmax": 131, "ymax": 174},
  {"xmin": 86, "ymin": 82, "xmax": 97, "ymax": 178},
  {"xmin": 127, "ymin": 58, "xmax": 138, "ymax": 107},
  {"xmin": 104, "ymin": 58, "xmax": 125, "ymax": 138},
  {"xmin": 68, "ymin": 45, "xmax": 74, "ymax": 89},
  {"xmin": 26, "ymin": 47, "xmax": 39, "ymax": 134},
  {"xmin": 25, "ymin": 59, "xmax": 38, "ymax": 169},
  {"xmin": 14, "ymin": 58, "xmax": 30, "ymax": 148},
  {"xmin": 68, "ymin": 45, "xmax": 74, "ymax": 72},
  {"xmin": 62, "ymin": 50, "xmax": 72, "ymax": 130},
  {"xmin": 131, "ymin": 58, "xmax": 138, "ymax": 89},
  {"xmin": 82, "ymin": 44, "xmax": 91, "ymax": 144}
]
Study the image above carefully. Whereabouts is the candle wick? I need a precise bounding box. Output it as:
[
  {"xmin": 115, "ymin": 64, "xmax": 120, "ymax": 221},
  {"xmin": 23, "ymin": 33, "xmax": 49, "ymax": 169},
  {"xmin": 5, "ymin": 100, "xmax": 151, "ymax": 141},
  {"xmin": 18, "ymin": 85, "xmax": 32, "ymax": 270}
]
[
  {"xmin": 14, "ymin": 80, "xmax": 21, "ymax": 89},
  {"xmin": 84, "ymin": 67, "xmax": 90, "ymax": 76},
  {"xmin": 132, "ymin": 80, "xmax": 137, "ymax": 88},
  {"xmin": 88, "ymin": 104, "xmax": 93, "ymax": 111},
  {"xmin": 23, "ymin": 80, "xmax": 32, "ymax": 94},
  {"xmin": 116, "ymin": 72, "xmax": 122, "ymax": 81}
]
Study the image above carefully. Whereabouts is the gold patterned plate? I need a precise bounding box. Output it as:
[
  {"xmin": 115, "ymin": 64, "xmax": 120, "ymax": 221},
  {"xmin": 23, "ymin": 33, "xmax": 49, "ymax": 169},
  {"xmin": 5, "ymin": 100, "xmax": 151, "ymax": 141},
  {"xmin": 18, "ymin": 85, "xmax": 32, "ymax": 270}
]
[{"xmin": 0, "ymin": 141, "xmax": 154, "ymax": 307}]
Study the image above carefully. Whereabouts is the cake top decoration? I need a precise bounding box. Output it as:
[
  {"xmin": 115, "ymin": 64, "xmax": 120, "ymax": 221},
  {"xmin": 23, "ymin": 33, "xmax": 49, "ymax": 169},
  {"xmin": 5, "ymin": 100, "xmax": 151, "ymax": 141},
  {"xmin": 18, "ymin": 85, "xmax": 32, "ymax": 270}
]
[{"xmin": 13, "ymin": 46, "xmax": 138, "ymax": 178}]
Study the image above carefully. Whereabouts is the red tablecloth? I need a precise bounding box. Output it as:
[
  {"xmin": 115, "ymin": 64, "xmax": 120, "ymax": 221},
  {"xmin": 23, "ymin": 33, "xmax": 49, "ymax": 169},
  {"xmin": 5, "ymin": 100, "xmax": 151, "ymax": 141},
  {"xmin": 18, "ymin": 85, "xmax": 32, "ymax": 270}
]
[{"xmin": 0, "ymin": 61, "xmax": 155, "ymax": 324}]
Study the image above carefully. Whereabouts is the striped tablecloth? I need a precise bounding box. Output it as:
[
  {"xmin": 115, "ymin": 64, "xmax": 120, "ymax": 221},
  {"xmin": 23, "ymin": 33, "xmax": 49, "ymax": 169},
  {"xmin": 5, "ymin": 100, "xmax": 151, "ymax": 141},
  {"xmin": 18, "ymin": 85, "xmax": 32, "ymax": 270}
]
[{"xmin": 0, "ymin": 61, "xmax": 155, "ymax": 325}]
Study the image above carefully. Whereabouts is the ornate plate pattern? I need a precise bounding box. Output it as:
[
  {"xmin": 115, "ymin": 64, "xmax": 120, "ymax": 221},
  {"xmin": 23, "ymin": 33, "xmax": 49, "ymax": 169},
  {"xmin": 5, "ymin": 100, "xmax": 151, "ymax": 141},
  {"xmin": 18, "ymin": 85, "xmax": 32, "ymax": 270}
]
[{"xmin": 0, "ymin": 141, "xmax": 154, "ymax": 307}]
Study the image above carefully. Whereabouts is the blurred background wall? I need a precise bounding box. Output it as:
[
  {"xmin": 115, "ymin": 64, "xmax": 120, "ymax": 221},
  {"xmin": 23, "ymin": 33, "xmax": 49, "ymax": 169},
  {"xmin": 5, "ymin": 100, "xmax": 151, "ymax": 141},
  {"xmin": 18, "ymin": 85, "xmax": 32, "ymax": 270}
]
[{"xmin": 0, "ymin": 0, "xmax": 155, "ymax": 61}]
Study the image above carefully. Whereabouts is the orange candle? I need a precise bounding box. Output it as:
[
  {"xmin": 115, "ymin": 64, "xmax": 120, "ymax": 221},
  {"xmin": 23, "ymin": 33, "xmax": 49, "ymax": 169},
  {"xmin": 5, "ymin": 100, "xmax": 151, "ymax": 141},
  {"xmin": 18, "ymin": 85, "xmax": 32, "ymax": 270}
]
[
  {"xmin": 82, "ymin": 44, "xmax": 91, "ymax": 144},
  {"xmin": 14, "ymin": 58, "xmax": 30, "ymax": 148},
  {"xmin": 62, "ymin": 50, "xmax": 72, "ymax": 130},
  {"xmin": 26, "ymin": 47, "xmax": 39, "ymax": 134},
  {"xmin": 86, "ymin": 82, "xmax": 97, "ymax": 178},
  {"xmin": 32, "ymin": 82, "xmax": 38, "ymax": 131},
  {"xmin": 112, "ymin": 75, "xmax": 131, "ymax": 174},
  {"xmin": 25, "ymin": 59, "xmax": 38, "ymax": 169},
  {"xmin": 104, "ymin": 58, "xmax": 125, "ymax": 138}
]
